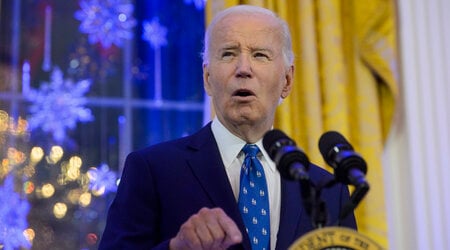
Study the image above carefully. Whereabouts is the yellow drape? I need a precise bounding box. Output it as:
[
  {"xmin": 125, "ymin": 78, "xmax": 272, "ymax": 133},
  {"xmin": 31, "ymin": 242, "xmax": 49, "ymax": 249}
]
[{"xmin": 206, "ymin": 1, "xmax": 398, "ymax": 248}]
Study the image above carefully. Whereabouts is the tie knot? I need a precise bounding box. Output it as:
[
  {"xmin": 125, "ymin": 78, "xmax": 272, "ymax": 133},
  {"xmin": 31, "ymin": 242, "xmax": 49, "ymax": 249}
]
[{"xmin": 243, "ymin": 144, "xmax": 260, "ymax": 158}]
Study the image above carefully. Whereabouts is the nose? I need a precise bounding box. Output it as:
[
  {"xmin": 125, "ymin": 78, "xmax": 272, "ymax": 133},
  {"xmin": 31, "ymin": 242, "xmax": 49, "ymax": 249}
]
[{"xmin": 235, "ymin": 54, "xmax": 252, "ymax": 78}]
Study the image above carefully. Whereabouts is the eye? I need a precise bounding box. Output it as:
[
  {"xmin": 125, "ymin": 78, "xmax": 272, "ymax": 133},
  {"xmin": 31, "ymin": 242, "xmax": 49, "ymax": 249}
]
[
  {"xmin": 253, "ymin": 52, "xmax": 270, "ymax": 60},
  {"xmin": 221, "ymin": 51, "xmax": 235, "ymax": 60}
]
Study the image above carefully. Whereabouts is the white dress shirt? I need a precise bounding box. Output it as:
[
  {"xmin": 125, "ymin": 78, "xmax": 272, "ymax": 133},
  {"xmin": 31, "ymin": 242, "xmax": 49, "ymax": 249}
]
[{"xmin": 211, "ymin": 117, "xmax": 281, "ymax": 250}]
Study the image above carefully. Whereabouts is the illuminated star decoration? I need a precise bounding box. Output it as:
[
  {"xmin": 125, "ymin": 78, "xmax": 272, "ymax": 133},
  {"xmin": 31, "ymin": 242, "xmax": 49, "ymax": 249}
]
[
  {"xmin": 142, "ymin": 17, "xmax": 168, "ymax": 50},
  {"xmin": 87, "ymin": 164, "xmax": 118, "ymax": 196},
  {"xmin": 74, "ymin": 0, "xmax": 137, "ymax": 48},
  {"xmin": 0, "ymin": 175, "xmax": 31, "ymax": 250},
  {"xmin": 183, "ymin": 0, "xmax": 207, "ymax": 10},
  {"xmin": 26, "ymin": 67, "xmax": 93, "ymax": 143}
]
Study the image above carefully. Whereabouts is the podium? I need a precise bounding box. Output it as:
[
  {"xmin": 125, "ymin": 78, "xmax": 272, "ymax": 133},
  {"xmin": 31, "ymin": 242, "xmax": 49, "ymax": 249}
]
[{"xmin": 289, "ymin": 227, "xmax": 384, "ymax": 250}]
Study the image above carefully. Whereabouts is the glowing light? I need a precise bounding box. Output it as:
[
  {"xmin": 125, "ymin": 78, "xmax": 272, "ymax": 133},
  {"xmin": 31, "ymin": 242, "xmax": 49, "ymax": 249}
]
[
  {"xmin": 25, "ymin": 68, "xmax": 93, "ymax": 142},
  {"xmin": 79, "ymin": 192, "xmax": 91, "ymax": 207},
  {"xmin": 0, "ymin": 110, "xmax": 8, "ymax": 132},
  {"xmin": 53, "ymin": 202, "xmax": 68, "ymax": 219},
  {"xmin": 66, "ymin": 167, "xmax": 81, "ymax": 180},
  {"xmin": 78, "ymin": 173, "xmax": 90, "ymax": 188},
  {"xmin": 47, "ymin": 146, "xmax": 64, "ymax": 164},
  {"xmin": 87, "ymin": 164, "xmax": 117, "ymax": 196},
  {"xmin": 67, "ymin": 189, "xmax": 82, "ymax": 204},
  {"xmin": 23, "ymin": 228, "xmax": 35, "ymax": 242},
  {"xmin": 86, "ymin": 233, "xmax": 98, "ymax": 245},
  {"xmin": 142, "ymin": 17, "xmax": 167, "ymax": 49},
  {"xmin": 91, "ymin": 185, "xmax": 105, "ymax": 196},
  {"xmin": 64, "ymin": 156, "xmax": 82, "ymax": 180},
  {"xmin": 69, "ymin": 59, "xmax": 80, "ymax": 68},
  {"xmin": 15, "ymin": 117, "xmax": 29, "ymax": 135},
  {"xmin": 118, "ymin": 13, "xmax": 127, "ymax": 22},
  {"xmin": 1, "ymin": 159, "xmax": 10, "ymax": 177},
  {"xmin": 0, "ymin": 110, "xmax": 29, "ymax": 136},
  {"xmin": 69, "ymin": 156, "xmax": 82, "ymax": 168},
  {"xmin": 7, "ymin": 147, "xmax": 26, "ymax": 165},
  {"xmin": 23, "ymin": 181, "xmax": 35, "ymax": 194},
  {"xmin": 74, "ymin": 0, "xmax": 137, "ymax": 48},
  {"xmin": 30, "ymin": 147, "xmax": 44, "ymax": 163},
  {"xmin": 41, "ymin": 183, "xmax": 55, "ymax": 198}
]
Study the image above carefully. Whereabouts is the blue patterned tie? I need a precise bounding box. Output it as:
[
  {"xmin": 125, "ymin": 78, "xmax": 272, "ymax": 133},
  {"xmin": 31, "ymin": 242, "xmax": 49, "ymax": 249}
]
[{"xmin": 238, "ymin": 144, "xmax": 270, "ymax": 250}]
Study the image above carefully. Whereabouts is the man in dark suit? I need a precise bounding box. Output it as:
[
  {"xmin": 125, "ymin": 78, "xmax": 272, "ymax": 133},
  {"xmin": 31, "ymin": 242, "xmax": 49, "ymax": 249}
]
[{"xmin": 99, "ymin": 5, "xmax": 356, "ymax": 250}]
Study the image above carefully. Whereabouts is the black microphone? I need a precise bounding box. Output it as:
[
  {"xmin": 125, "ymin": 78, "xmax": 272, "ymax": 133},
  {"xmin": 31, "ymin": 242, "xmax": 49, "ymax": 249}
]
[
  {"xmin": 263, "ymin": 129, "xmax": 310, "ymax": 181},
  {"xmin": 264, "ymin": 129, "xmax": 328, "ymax": 227},
  {"xmin": 318, "ymin": 131, "xmax": 368, "ymax": 187}
]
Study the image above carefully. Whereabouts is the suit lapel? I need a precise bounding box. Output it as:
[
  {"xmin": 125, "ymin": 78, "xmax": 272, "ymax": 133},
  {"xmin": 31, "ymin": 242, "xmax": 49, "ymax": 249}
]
[
  {"xmin": 276, "ymin": 178, "xmax": 304, "ymax": 249},
  {"xmin": 185, "ymin": 124, "xmax": 251, "ymax": 250}
]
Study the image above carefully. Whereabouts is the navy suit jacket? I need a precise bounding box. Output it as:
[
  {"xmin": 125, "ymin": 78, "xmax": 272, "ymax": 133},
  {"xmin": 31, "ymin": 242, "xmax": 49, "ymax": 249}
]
[{"xmin": 99, "ymin": 123, "xmax": 357, "ymax": 249}]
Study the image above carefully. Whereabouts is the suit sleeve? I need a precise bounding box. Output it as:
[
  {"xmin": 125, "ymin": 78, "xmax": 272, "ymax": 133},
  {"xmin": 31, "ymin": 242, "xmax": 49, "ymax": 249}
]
[{"xmin": 98, "ymin": 151, "xmax": 169, "ymax": 249}]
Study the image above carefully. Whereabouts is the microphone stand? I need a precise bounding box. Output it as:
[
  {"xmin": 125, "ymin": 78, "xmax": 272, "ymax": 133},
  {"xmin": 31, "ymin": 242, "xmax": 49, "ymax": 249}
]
[
  {"xmin": 298, "ymin": 178, "xmax": 328, "ymax": 229},
  {"xmin": 337, "ymin": 181, "xmax": 369, "ymax": 224},
  {"xmin": 300, "ymin": 177, "xmax": 369, "ymax": 228}
]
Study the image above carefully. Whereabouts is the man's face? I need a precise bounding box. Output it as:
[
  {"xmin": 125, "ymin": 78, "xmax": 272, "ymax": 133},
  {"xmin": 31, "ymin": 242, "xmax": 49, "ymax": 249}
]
[{"xmin": 203, "ymin": 13, "xmax": 293, "ymax": 130}]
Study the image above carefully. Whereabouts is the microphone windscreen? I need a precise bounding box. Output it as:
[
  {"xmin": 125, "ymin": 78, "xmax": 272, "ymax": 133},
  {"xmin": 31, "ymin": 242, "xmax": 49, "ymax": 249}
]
[
  {"xmin": 263, "ymin": 129, "xmax": 290, "ymax": 159},
  {"xmin": 318, "ymin": 131, "xmax": 352, "ymax": 157}
]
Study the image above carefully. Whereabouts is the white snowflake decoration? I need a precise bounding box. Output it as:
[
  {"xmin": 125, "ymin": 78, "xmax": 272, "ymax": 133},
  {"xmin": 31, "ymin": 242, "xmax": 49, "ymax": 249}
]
[
  {"xmin": 142, "ymin": 17, "xmax": 168, "ymax": 50},
  {"xmin": 184, "ymin": 0, "xmax": 207, "ymax": 10},
  {"xmin": 26, "ymin": 67, "xmax": 93, "ymax": 143},
  {"xmin": 0, "ymin": 175, "xmax": 31, "ymax": 250},
  {"xmin": 87, "ymin": 164, "xmax": 118, "ymax": 196},
  {"xmin": 74, "ymin": 0, "xmax": 137, "ymax": 48}
]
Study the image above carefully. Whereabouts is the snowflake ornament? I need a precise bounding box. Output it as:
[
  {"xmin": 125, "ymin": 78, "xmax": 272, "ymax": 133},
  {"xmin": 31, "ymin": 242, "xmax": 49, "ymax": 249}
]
[
  {"xmin": 142, "ymin": 17, "xmax": 168, "ymax": 50},
  {"xmin": 0, "ymin": 175, "xmax": 31, "ymax": 250},
  {"xmin": 75, "ymin": 0, "xmax": 137, "ymax": 48},
  {"xmin": 87, "ymin": 164, "xmax": 118, "ymax": 196},
  {"xmin": 184, "ymin": 0, "xmax": 207, "ymax": 10},
  {"xmin": 26, "ymin": 67, "xmax": 93, "ymax": 143}
]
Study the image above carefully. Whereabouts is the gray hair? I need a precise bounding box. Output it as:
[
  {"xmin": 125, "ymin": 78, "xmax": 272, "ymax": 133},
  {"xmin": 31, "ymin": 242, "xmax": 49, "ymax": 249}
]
[{"xmin": 202, "ymin": 5, "xmax": 294, "ymax": 66}]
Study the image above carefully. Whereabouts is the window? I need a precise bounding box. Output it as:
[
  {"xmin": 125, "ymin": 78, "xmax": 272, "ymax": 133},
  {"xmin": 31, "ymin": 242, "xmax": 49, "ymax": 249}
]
[{"xmin": 0, "ymin": 1, "xmax": 205, "ymax": 249}]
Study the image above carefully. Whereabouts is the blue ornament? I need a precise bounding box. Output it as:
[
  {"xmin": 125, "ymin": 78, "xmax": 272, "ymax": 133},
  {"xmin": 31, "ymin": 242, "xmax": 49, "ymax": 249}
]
[
  {"xmin": 142, "ymin": 17, "xmax": 168, "ymax": 50},
  {"xmin": 26, "ymin": 67, "xmax": 93, "ymax": 143},
  {"xmin": 75, "ymin": 0, "xmax": 137, "ymax": 48},
  {"xmin": 184, "ymin": 0, "xmax": 207, "ymax": 10},
  {"xmin": 87, "ymin": 164, "xmax": 118, "ymax": 196}
]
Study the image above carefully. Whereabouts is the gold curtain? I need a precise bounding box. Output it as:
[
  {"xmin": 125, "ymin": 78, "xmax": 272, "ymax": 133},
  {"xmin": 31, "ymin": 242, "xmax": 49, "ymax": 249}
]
[{"xmin": 206, "ymin": 0, "xmax": 398, "ymax": 248}]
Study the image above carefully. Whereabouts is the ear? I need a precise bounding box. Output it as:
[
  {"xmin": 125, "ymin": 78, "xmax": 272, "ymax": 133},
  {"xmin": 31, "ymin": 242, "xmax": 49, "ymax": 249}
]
[
  {"xmin": 203, "ymin": 64, "xmax": 212, "ymax": 96},
  {"xmin": 280, "ymin": 65, "xmax": 294, "ymax": 98}
]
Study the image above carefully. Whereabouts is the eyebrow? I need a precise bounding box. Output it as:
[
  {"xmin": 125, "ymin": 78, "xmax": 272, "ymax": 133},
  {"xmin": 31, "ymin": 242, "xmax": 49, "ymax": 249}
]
[
  {"xmin": 219, "ymin": 44, "xmax": 274, "ymax": 54},
  {"xmin": 219, "ymin": 44, "xmax": 240, "ymax": 51}
]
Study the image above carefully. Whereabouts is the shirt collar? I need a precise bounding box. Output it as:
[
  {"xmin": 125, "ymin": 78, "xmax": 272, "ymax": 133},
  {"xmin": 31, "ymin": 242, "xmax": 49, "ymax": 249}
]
[{"xmin": 211, "ymin": 117, "xmax": 276, "ymax": 172}]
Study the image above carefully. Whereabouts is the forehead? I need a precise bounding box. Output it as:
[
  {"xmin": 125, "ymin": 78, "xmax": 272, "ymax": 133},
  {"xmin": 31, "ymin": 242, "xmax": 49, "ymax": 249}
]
[{"xmin": 210, "ymin": 13, "xmax": 283, "ymax": 49}]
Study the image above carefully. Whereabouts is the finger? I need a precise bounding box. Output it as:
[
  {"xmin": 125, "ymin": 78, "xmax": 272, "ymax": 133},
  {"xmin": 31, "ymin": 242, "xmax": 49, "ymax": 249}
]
[
  {"xmin": 193, "ymin": 217, "xmax": 215, "ymax": 248},
  {"xmin": 197, "ymin": 208, "xmax": 241, "ymax": 249},
  {"xmin": 171, "ymin": 216, "xmax": 203, "ymax": 249},
  {"xmin": 212, "ymin": 209, "xmax": 243, "ymax": 248},
  {"xmin": 196, "ymin": 208, "xmax": 228, "ymax": 249},
  {"xmin": 187, "ymin": 208, "xmax": 223, "ymax": 249}
]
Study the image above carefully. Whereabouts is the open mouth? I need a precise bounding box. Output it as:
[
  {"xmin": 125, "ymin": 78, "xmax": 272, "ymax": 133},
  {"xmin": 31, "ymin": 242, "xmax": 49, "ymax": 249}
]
[{"xmin": 233, "ymin": 89, "xmax": 255, "ymax": 97}]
